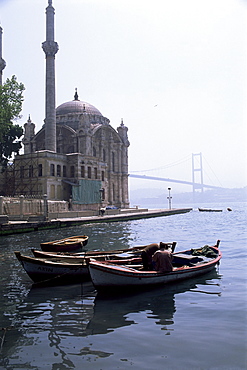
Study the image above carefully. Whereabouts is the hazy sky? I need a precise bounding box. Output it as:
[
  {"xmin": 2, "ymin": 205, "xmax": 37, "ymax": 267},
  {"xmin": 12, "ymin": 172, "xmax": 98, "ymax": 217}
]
[{"xmin": 1, "ymin": 0, "xmax": 246, "ymax": 192}]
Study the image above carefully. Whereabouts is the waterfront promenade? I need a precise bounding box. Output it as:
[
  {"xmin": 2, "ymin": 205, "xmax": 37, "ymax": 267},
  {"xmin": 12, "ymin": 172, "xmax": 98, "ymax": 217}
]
[{"xmin": 0, "ymin": 208, "xmax": 192, "ymax": 236}]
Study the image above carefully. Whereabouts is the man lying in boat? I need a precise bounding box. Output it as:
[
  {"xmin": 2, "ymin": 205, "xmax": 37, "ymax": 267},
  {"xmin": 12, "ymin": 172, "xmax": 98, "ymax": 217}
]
[{"xmin": 141, "ymin": 242, "xmax": 174, "ymax": 271}]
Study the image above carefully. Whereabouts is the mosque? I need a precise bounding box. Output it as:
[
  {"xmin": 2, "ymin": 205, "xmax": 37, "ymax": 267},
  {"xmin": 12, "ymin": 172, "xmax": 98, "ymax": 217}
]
[{"xmin": 0, "ymin": 0, "xmax": 130, "ymax": 210}]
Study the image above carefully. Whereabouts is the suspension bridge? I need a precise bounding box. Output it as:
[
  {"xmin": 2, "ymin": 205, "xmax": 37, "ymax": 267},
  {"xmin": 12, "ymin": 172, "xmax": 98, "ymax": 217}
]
[{"xmin": 129, "ymin": 153, "xmax": 223, "ymax": 193}]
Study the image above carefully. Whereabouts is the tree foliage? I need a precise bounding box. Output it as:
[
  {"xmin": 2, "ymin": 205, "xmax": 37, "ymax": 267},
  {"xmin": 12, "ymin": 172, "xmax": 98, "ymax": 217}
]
[{"xmin": 0, "ymin": 75, "xmax": 25, "ymax": 169}]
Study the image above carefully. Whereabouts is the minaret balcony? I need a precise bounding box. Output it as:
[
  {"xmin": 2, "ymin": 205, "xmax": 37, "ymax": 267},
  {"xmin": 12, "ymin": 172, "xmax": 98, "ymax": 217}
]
[{"xmin": 42, "ymin": 40, "xmax": 59, "ymax": 57}]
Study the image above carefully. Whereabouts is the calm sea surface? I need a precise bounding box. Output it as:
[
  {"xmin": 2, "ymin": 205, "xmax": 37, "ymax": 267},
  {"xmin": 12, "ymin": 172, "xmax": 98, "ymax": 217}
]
[{"xmin": 0, "ymin": 202, "xmax": 246, "ymax": 370}]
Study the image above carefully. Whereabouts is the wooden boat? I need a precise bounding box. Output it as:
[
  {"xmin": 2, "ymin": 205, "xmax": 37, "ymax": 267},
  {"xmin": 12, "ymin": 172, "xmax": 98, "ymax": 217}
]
[
  {"xmin": 40, "ymin": 235, "xmax": 89, "ymax": 252},
  {"xmin": 88, "ymin": 241, "xmax": 221, "ymax": 291},
  {"xmin": 15, "ymin": 242, "xmax": 177, "ymax": 285},
  {"xmin": 31, "ymin": 248, "xmax": 141, "ymax": 262},
  {"xmin": 31, "ymin": 241, "xmax": 176, "ymax": 260},
  {"xmin": 198, "ymin": 208, "xmax": 222, "ymax": 212},
  {"xmin": 14, "ymin": 251, "xmax": 89, "ymax": 285}
]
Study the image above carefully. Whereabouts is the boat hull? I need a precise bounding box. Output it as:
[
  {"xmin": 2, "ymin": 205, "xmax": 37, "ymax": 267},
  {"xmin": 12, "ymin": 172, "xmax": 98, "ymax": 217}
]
[
  {"xmin": 15, "ymin": 252, "xmax": 89, "ymax": 285},
  {"xmin": 198, "ymin": 208, "xmax": 222, "ymax": 212}
]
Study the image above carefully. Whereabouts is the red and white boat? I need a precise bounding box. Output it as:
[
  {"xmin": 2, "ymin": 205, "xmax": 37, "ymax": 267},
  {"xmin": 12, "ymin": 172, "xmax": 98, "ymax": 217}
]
[{"xmin": 88, "ymin": 241, "xmax": 221, "ymax": 291}]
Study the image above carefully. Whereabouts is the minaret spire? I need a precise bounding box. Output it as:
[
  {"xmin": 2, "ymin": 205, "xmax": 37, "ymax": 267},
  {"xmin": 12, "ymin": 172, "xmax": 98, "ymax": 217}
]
[
  {"xmin": 42, "ymin": 0, "xmax": 59, "ymax": 152},
  {"xmin": 0, "ymin": 26, "xmax": 6, "ymax": 86},
  {"xmin": 74, "ymin": 88, "xmax": 79, "ymax": 101}
]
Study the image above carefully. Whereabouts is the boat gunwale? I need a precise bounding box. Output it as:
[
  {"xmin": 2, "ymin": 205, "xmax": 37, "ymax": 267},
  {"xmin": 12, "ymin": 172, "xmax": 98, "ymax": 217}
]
[
  {"xmin": 32, "ymin": 243, "xmax": 174, "ymax": 257},
  {"xmin": 15, "ymin": 252, "xmax": 87, "ymax": 267},
  {"xmin": 40, "ymin": 235, "xmax": 88, "ymax": 246}
]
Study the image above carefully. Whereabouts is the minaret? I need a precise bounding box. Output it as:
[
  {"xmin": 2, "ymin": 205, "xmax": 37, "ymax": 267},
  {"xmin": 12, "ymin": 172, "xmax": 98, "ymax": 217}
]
[
  {"xmin": 42, "ymin": 0, "xmax": 59, "ymax": 152},
  {"xmin": 0, "ymin": 26, "xmax": 6, "ymax": 85},
  {"xmin": 117, "ymin": 119, "xmax": 130, "ymax": 208}
]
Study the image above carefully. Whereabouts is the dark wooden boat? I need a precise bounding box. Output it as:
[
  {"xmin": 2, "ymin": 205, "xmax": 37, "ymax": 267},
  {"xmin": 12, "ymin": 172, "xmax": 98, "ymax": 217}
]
[
  {"xmin": 40, "ymin": 235, "xmax": 89, "ymax": 252},
  {"xmin": 88, "ymin": 241, "xmax": 221, "ymax": 292},
  {"xmin": 15, "ymin": 251, "xmax": 89, "ymax": 285},
  {"xmin": 198, "ymin": 208, "xmax": 222, "ymax": 212}
]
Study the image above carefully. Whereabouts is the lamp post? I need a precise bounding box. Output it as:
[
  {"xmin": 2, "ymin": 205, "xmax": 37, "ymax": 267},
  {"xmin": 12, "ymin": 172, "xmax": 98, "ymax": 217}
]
[
  {"xmin": 99, "ymin": 188, "xmax": 104, "ymax": 215},
  {"xmin": 167, "ymin": 187, "xmax": 172, "ymax": 210}
]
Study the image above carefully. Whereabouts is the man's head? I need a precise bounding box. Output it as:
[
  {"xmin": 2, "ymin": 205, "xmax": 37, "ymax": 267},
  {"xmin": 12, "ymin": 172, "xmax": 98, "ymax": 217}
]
[{"xmin": 159, "ymin": 242, "xmax": 170, "ymax": 250}]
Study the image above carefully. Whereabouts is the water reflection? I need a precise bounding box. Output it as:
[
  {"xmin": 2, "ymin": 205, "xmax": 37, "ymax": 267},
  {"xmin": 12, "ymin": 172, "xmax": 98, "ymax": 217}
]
[
  {"xmin": 88, "ymin": 287, "xmax": 176, "ymax": 335},
  {"xmin": 89, "ymin": 270, "xmax": 221, "ymax": 335},
  {"xmin": 0, "ymin": 221, "xmax": 136, "ymax": 256},
  {"xmin": 0, "ymin": 282, "xmax": 97, "ymax": 368},
  {"xmin": 0, "ymin": 270, "xmax": 221, "ymax": 369}
]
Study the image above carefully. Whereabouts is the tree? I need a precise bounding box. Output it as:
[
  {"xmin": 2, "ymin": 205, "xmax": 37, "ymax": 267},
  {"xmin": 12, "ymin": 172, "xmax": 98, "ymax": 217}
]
[{"xmin": 0, "ymin": 75, "xmax": 25, "ymax": 170}]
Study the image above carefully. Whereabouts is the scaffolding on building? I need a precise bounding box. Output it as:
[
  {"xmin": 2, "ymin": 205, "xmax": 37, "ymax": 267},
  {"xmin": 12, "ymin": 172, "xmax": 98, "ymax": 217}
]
[{"xmin": 0, "ymin": 154, "xmax": 41, "ymax": 196}]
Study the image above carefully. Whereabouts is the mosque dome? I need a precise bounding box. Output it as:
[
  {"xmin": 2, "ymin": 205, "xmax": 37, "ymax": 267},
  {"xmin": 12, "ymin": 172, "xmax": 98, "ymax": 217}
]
[{"xmin": 56, "ymin": 90, "xmax": 103, "ymax": 116}]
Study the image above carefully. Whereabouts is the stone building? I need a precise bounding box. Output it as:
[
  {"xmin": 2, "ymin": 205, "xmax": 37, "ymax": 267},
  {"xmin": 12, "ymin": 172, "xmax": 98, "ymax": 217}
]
[{"xmin": 1, "ymin": 0, "xmax": 130, "ymax": 210}]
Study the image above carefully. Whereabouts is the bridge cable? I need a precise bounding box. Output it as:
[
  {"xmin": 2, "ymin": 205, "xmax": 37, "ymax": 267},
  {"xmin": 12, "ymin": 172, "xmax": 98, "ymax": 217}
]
[{"xmin": 130, "ymin": 155, "xmax": 191, "ymax": 173}]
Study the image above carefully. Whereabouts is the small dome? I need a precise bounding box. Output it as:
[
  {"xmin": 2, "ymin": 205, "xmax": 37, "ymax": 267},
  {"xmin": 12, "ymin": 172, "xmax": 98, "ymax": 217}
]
[{"xmin": 56, "ymin": 100, "xmax": 102, "ymax": 116}]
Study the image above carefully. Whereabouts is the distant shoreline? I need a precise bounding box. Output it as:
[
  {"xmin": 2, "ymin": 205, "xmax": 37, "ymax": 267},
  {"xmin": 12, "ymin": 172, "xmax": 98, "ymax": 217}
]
[{"xmin": 0, "ymin": 208, "xmax": 192, "ymax": 236}]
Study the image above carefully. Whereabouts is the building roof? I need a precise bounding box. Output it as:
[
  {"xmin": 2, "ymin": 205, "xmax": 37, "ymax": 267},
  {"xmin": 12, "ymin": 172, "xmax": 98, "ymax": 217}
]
[{"xmin": 56, "ymin": 99, "xmax": 103, "ymax": 116}]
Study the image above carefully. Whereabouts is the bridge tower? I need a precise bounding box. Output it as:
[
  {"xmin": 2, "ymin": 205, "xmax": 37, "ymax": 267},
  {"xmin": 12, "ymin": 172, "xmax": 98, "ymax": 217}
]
[{"xmin": 192, "ymin": 153, "xmax": 204, "ymax": 195}]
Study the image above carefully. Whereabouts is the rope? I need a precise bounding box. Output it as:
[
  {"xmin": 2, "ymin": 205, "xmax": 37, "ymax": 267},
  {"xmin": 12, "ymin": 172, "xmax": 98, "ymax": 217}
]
[{"xmin": 0, "ymin": 327, "xmax": 13, "ymax": 353}]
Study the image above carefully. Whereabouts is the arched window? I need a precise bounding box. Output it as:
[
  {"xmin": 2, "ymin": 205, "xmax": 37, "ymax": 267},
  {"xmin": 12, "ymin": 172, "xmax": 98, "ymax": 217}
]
[
  {"xmin": 101, "ymin": 171, "xmax": 105, "ymax": 181},
  {"xmin": 93, "ymin": 147, "xmax": 96, "ymax": 157},
  {"xmin": 50, "ymin": 184, "xmax": 55, "ymax": 199},
  {"xmin": 112, "ymin": 183, "xmax": 115, "ymax": 201},
  {"xmin": 63, "ymin": 166, "xmax": 67, "ymax": 177},
  {"xmin": 50, "ymin": 164, "xmax": 55, "ymax": 176},
  {"xmin": 81, "ymin": 166, "xmax": 85, "ymax": 178},
  {"xmin": 70, "ymin": 165, "xmax": 75, "ymax": 178},
  {"xmin": 88, "ymin": 166, "xmax": 91, "ymax": 179},
  {"xmin": 112, "ymin": 152, "xmax": 115, "ymax": 172},
  {"xmin": 57, "ymin": 165, "xmax": 61, "ymax": 177},
  {"xmin": 29, "ymin": 165, "xmax": 33, "ymax": 178},
  {"xmin": 103, "ymin": 149, "xmax": 106, "ymax": 162},
  {"xmin": 94, "ymin": 167, "xmax": 98, "ymax": 179},
  {"xmin": 57, "ymin": 185, "xmax": 62, "ymax": 199},
  {"xmin": 38, "ymin": 164, "xmax": 42, "ymax": 177}
]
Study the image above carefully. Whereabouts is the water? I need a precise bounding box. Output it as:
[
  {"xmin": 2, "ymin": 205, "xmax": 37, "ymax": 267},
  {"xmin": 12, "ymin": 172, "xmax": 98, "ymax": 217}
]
[{"xmin": 0, "ymin": 202, "xmax": 246, "ymax": 370}]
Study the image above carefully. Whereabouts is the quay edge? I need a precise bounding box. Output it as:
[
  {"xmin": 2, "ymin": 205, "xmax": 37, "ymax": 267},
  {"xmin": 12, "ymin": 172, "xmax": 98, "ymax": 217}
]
[{"xmin": 0, "ymin": 208, "xmax": 192, "ymax": 236}]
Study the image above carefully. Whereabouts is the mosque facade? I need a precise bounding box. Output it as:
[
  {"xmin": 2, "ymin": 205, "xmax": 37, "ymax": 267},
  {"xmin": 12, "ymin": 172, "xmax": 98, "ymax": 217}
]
[{"xmin": 1, "ymin": 1, "xmax": 130, "ymax": 210}]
